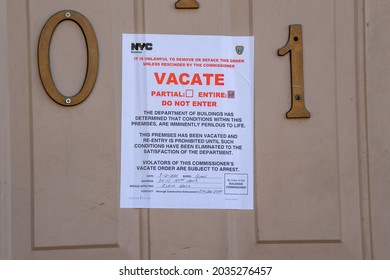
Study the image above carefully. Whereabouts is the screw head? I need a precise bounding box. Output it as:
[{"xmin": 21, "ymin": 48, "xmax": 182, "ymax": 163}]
[
  {"xmin": 295, "ymin": 95, "xmax": 301, "ymax": 101},
  {"xmin": 65, "ymin": 11, "xmax": 71, "ymax": 18},
  {"xmin": 65, "ymin": 98, "xmax": 72, "ymax": 104}
]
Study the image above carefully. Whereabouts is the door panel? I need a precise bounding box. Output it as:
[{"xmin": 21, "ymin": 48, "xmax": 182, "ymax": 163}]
[
  {"xmin": 30, "ymin": 0, "xmax": 118, "ymax": 249},
  {"xmin": 143, "ymin": 0, "xmax": 250, "ymax": 260},
  {"xmin": 240, "ymin": 0, "xmax": 362, "ymax": 258},
  {"xmin": 366, "ymin": 1, "xmax": 390, "ymax": 260},
  {"xmin": 8, "ymin": 0, "xmax": 140, "ymax": 259},
  {"xmin": 0, "ymin": 0, "xmax": 12, "ymax": 260},
  {"xmin": 4, "ymin": 0, "xmax": 369, "ymax": 259},
  {"xmin": 254, "ymin": 0, "xmax": 341, "ymax": 242}
]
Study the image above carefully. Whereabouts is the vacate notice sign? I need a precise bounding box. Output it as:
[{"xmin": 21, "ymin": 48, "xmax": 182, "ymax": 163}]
[{"xmin": 121, "ymin": 34, "xmax": 254, "ymax": 209}]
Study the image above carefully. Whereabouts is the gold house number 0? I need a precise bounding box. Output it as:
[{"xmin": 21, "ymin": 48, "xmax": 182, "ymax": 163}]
[{"xmin": 38, "ymin": 10, "xmax": 98, "ymax": 106}]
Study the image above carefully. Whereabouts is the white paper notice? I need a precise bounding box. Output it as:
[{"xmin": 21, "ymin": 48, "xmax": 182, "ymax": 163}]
[{"xmin": 121, "ymin": 34, "xmax": 254, "ymax": 209}]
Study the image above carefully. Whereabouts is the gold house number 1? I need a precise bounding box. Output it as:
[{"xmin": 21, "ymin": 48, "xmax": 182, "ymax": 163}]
[{"xmin": 278, "ymin": 24, "xmax": 311, "ymax": 119}]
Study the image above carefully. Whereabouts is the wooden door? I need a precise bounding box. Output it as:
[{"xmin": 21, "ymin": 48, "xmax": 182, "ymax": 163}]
[
  {"xmin": 1, "ymin": 0, "xmax": 375, "ymax": 259},
  {"xmin": 143, "ymin": 0, "xmax": 365, "ymax": 259}
]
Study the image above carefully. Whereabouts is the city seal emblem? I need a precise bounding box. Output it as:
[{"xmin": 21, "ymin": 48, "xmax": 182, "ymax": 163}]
[{"xmin": 235, "ymin": 45, "xmax": 244, "ymax": 55}]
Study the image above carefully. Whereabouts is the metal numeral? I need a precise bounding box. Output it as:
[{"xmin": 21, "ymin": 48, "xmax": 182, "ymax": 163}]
[
  {"xmin": 38, "ymin": 10, "xmax": 98, "ymax": 106},
  {"xmin": 278, "ymin": 24, "xmax": 310, "ymax": 118},
  {"xmin": 175, "ymin": 0, "xmax": 199, "ymax": 9}
]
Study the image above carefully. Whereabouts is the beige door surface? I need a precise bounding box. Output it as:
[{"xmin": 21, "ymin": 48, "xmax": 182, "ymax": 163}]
[{"xmin": 0, "ymin": 0, "xmax": 388, "ymax": 259}]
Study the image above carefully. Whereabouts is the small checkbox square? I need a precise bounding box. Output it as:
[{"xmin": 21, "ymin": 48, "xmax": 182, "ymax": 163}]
[{"xmin": 185, "ymin": 89, "xmax": 194, "ymax": 97}]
